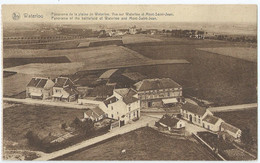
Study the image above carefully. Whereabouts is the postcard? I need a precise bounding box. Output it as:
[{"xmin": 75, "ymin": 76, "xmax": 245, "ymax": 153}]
[{"xmin": 1, "ymin": 4, "xmax": 257, "ymax": 161}]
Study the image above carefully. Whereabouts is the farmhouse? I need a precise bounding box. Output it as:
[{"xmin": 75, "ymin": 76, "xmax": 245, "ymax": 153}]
[
  {"xmin": 99, "ymin": 88, "xmax": 140, "ymax": 126},
  {"xmin": 180, "ymin": 102, "xmax": 212, "ymax": 126},
  {"xmin": 202, "ymin": 114, "xmax": 224, "ymax": 132},
  {"xmin": 133, "ymin": 78, "xmax": 182, "ymax": 108},
  {"xmin": 158, "ymin": 114, "xmax": 185, "ymax": 131},
  {"xmin": 83, "ymin": 107, "xmax": 106, "ymax": 122},
  {"xmin": 52, "ymin": 77, "xmax": 79, "ymax": 102},
  {"xmin": 220, "ymin": 122, "xmax": 242, "ymax": 139},
  {"xmin": 26, "ymin": 77, "xmax": 55, "ymax": 100}
]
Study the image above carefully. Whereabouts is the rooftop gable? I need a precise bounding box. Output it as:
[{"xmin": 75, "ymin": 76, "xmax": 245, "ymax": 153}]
[
  {"xmin": 134, "ymin": 78, "xmax": 181, "ymax": 91},
  {"xmin": 202, "ymin": 114, "xmax": 221, "ymax": 125},
  {"xmin": 181, "ymin": 102, "xmax": 207, "ymax": 116},
  {"xmin": 221, "ymin": 122, "xmax": 241, "ymax": 134},
  {"xmin": 159, "ymin": 114, "xmax": 180, "ymax": 127}
]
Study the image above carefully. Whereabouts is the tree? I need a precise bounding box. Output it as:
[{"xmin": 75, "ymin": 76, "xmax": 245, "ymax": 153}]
[{"xmin": 241, "ymin": 127, "xmax": 253, "ymax": 149}]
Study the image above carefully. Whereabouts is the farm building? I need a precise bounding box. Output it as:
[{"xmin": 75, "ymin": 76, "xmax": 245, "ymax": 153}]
[
  {"xmin": 158, "ymin": 114, "xmax": 185, "ymax": 131},
  {"xmin": 202, "ymin": 114, "xmax": 224, "ymax": 132},
  {"xmin": 220, "ymin": 122, "xmax": 242, "ymax": 139},
  {"xmin": 133, "ymin": 78, "xmax": 183, "ymax": 108},
  {"xmin": 98, "ymin": 69, "xmax": 120, "ymax": 87},
  {"xmin": 180, "ymin": 102, "xmax": 212, "ymax": 127},
  {"xmin": 52, "ymin": 77, "xmax": 79, "ymax": 102},
  {"xmin": 83, "ymin": 107, "xmax": 106, "ymax": 122},
  {"xmin": 99, "ymin": 88, "xmax": 140, "ymax": 126},
  {"xmin": 26, "ymin": 77, "xmax": 55, "ymax": 100}
]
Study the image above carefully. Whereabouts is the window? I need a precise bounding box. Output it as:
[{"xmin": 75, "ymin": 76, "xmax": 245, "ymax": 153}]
[
  {"xmin": 111, "ymin": 114, "xmax": 113, "ymax": 118},
  {"xmin": 198, "ymin": 119, "xmax": 201, "ymax": 123},
  {"xmin": 129, "ymin": 107, "xmax": 131, "ymax": 112},
  {"xmin": 168, "ymin": 92, "xmax": 170, "ymax": 96},
  {"xmin": 111, "ymin": 106, "xmax": 113, "ymax": 110},
  {"xmin": 179, "ymin": 124, "xmax": 182, "ymax": 128},
  {"xmin": 117, "ymin": 112, "xmax": 119, "ymax": 115},
  {"xmin": 208, "ymin": 125, "xmax": 210, "ymax": 129},
  {"xmin": 194, "ymin": 117, "xmax": 196, "ymax": 122}
]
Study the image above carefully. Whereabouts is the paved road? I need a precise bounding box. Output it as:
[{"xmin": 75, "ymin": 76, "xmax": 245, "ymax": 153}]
[
  {"xmin": 208, "ymin": 103, "xmax": 257, "ymax": 112},
  {"xmin": 34, "ymin": 116, "xmax": 157, "ymax": 161},
  {"xmin": 3, "ymin": 98, "xmax": 97, "ymax": 109}
]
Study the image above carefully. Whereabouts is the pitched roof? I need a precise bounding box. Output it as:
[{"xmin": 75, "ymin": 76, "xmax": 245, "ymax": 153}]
[
  {"xmin": 202, "ymin": 114, "xmax": 221, "ymax": 125},
  {"xmin": 159, "ymin": 114, "xmax": 180, "ymax": 127},
  {"xmin": 103, "ymin": 96, "xmax": 118, "ymax": 107},
  {"xmin": 64, "ymin": 87, "xmax": 79, "ymax": 96},
  {"xmin": 122, "ymin": 72, "xmax": 146, "ymax": 82},
  {"xmin": 27, "ymin": 77, "xmax": 49, "ymax": 88},
  {"xmin": 221, "ymin": 122, "xmax": 241, "ymax": 134},
  {"xmin": 99, "ymin": 69, "xmax": 118, "ymax": 79},
  {"xmin": 134, "ymin": 78, "xmax": 181, "ymax": 91},
  {"xmin": 114, "ymin": 88, "xmax": 139, "ymax": 105},
  {"xmin": 92, "ymin": 107, "xmax": 105, "ymax": 116},
  {"xmin": 181, "ymin": 102, "xmax": 207, "ymax": 116},
  {"xmin": 54, "ymin": 77, "xmax": 74, "ymax": 88}
]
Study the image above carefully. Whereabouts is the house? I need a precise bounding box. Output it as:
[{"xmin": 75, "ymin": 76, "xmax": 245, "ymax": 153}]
[
  {"xmin": 26, "ymin": 77, "xmax": 55, "ymax": 100},
  {"xmin": 180, "ymin": 102, "xmax": 212, "ymax": 126},
  {"xmin": 220, "ymin": 122, "xmax": 242, "ymax": 139},
  {"xmin": 52, "ymin": 77, "xmax": 79, "ymax": 102},
  {"xmin": 99, "ymin": 88, "xmax": 140, "ymax": 126},
  {"xmin": 202, "ymin": 114, "xmax": 224, "ymax": 132},
  {"xmin": 158, "ymin": 114, "xmax": 185, "ymax": 131},
  {"xmin": 133, "ymin": 78, "xmax": 183, "ymax": 108},
  {"xmin": 83, "ymin": 107, "xmax": 106, "ymax": 122}
]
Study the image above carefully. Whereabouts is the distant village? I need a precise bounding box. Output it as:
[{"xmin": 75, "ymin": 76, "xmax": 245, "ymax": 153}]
[{"xmin": 26, "ymin": 68, "xmax": 242, "ymax": 142}]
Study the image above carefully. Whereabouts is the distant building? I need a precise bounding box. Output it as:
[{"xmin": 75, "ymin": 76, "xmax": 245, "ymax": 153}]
[
  {"xmin": 26, "ymin": 77, "xmax": 55, "ymax": 100},
  {"xmin": 129, "ymin": 26, "xmax": 137, "ymax": 34},
  {"xmin": 98, "ymin": 69, "xmax": 120, "ymax": 87},
  {"xmin": 52, "ymin": 77, "xmax": 79, "ymax": 102},
  {"xmin": 158, "ymin": 114, "xmax": 186, "ymax": 131},
  {"xmin": 83, "ymin": 107, "xmax": 106, "ymax": 122},
  {"xmin": 99, "ymin": 88, "xmax": 140, "ymax": 126},
  {"xmin": 133, "ymin": 78, "xmax": 183, "ymax": 108}
]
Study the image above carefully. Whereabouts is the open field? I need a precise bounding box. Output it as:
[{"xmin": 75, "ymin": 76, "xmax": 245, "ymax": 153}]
[
  {"xmin": 3, "ymin": 103, "xmax": 86, "ymax": 151},
  {"xmin": 3, "ymin": 56, "xmax": 71, "ymax": 68},
  {"xmin": 61, "ymin": 127, "xmax": 218, "ymax": 160},
  {"xmin": 126, "ymin": 37, "xmax": 257, "ymax": 105},
  {"xmin": 197, "ymin": 47, "xmax": 257, "ymax": 62}
]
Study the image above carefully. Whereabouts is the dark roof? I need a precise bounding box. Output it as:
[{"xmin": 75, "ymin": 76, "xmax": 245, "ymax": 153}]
[
  {"xmin": 122, "ymin": 72, "xmax": 146, "ymax": 82},
  {"xmin": 181, "ymin": 102, "xmax": 207, "ymax": 116},
  {"xmin": 54, "ymin": 77, "xmax": 74, "ymax": 88},
  {"xmin": 27, "ymin": 77, "xmax": 48, "ymax": 88},
  {"xmin": 99, "ymin": 69, "xmax": 118, "ymax": 79},
  {"xmin": 37, "ymin": 79, "xmax": 48, "ymax": 88},
  {"xmin": 114, "ymin": 88, "xmax": 139, "ymax": 105},
  {"xmin": 134, "ymin": 78, "xmax": 181, "ymax": 91},
  {"xmin": 103, "ymin": 96, "xmax": 118, "ymax": 107},
  {"xmin": 202, "ymin": 114, "xmax": 220, "ymax": 125},
  {"xmin": 85, "ymin": 107, "xmax": 105, "ymax": 119},
  {"xmin": 64, "ymin": 87, "xmax": 79, "ymax": 95},
  {"xmin": 92, "ymin": 107, "xmax": 105, "ymax": 116},
  {"xmin": 159, "ymin": 114, "xmax": 180, "ymax": 127},
  {"xmin": 221, "ymin": 122, "xmax": 240, "ymax": 134}
]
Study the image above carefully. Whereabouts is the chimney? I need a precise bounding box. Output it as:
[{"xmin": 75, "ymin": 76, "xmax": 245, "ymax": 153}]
[{"xmin": 55, "ymin": 78, "xmax": 58, "ymax": 83}]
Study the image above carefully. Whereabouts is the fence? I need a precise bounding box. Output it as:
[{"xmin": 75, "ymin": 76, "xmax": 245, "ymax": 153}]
[{"xmin": 192, "ymin": 133, "xmax": 226, "ymax": 161}]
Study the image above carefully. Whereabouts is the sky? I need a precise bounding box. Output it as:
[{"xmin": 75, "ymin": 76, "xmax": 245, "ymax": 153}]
[{"xmin": 2, "ymin": 5, "xmax": 257, "ymax": 24}]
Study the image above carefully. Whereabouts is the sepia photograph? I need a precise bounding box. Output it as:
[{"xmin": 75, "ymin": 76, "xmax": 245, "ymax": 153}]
[{"xmin": 1, "ymin": 4, "xmax": 258, "ymax": 161}]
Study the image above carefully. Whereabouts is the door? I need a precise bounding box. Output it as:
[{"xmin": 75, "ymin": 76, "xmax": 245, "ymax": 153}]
[
  {"xmin": 189, "ymin": 114, "xmax": 192, "ymax": 122},
  {"xmin": 120, "ymin": 120, "xmax": 125, "ymax": 127},
  {"xmin": 148, "ymin": 101, "xmax": 152, "ymax": 107}
]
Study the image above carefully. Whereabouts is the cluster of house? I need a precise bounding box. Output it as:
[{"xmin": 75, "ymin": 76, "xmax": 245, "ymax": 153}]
[
  {"xmin": 84, "ymin": 78, "xmax": 184, "ymax": 126},
  {"xmin": 158, "ymin": 102, "xmax": 242, "ymax": 139},
  {"xmin": 26, "ymin": 76, "xmax": 79, "ymax": 102},
  {"xmin": 26, "ymin": 74, "xmax": 241, "ymax": 139}
]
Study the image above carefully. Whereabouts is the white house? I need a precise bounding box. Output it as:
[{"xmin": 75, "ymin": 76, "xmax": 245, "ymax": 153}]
[
  {"xmin": 220, "ymin": 122, "xmax": 242, "ymax": 139},
  {"xmin": 83, "ymin": 107, "xmax": 106, "ymax": 122},
  {"xmin": 26, "ymin": 77, "xmax": 55, "ymax": 100},
  {"xmin": 202, "ymin": 114, "xmax": 224, "ymax": 132},
  {"xmin": 158, "ymin": 114, "xmax": 185, "ymax": 131},
  {"xmin": 99, "ymin": 88, "xmax": 140, "ymax": 125},
  {"xmin": 180, "ymin": 102, "xmax": 212, "ymax": 126}
]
